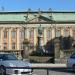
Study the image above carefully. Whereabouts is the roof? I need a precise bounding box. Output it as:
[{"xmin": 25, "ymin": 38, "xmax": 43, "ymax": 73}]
[{"xmin": 0, "ymin": 11, "xmax": 75, "ymax": 23}]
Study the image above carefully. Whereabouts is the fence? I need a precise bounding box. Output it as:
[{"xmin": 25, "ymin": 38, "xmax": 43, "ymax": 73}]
[
  {"xmin": 63, "ymin": 49, "xmax": 75, "ymax": 57},
  {"xmin": 5, "ymin": 64, "xmax": 67, "ymax": 75},
  {"xmin": 59, "ymin": 49, "xmax": 75, "ymax": 63},
  {"xmin": 5, "ymin": 64, "xmax": 75, "ymax": 75}
]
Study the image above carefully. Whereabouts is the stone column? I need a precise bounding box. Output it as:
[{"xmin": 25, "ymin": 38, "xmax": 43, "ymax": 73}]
[
  {"xmin": 0, "ymin": 29, "xmax": 1, "ymax": 50},
  {"xmin": 26, "ymin": 28, "xmax": 29, "ymax": 40},
  {"xmin": 54, "ymin": 39, "xmax": 60, "ymax": 63},
  {"xmin": 8, "ymin": 28, "xmax": 12, "ymax": 50},
  {"xmin": 1, "ymin": 28, "xmax": 3, "ymax": 50},
  {"xmin": 23, "ymin": 27, "xmax": 26, "ymax": 39},
  {"xmin": 52, "ymin": 27, "xmax": 55, "ymax": 39},
  {"xmin": 44, "ymin": 28, "xmax": 47, "ymax": 44},
  {"xmin": 17, "ymin": 28, "xmax": 20, "ymax": 50},
  {"xmin": 70, "ymin": 27, "xmax": 73, "ymax": 37},
  {"xmin": 61, "ymin": 28, "xmax": 64, "ymax": 37},
  {"xmin": 34, "ymin": 28, "xmax": 37, "ymax": 46}
]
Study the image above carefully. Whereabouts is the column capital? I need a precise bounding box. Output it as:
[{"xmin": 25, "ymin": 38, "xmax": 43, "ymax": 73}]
[
  {"xmin": 0, "ymin": 27, "xmax": 3, "ymax": 29},
  {"xmin": 11, "ymin": 27, "xmax": 19, "ymax": 31}
]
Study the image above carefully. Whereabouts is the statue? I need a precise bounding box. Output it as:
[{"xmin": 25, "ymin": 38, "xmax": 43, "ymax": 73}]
[
  {"xmin": 38, "ymin": 24, "xmax": 43, "ymax": 35},
  {"xmin": 36, "ymin": 24, "xmax": 44, "ymax": 55}
]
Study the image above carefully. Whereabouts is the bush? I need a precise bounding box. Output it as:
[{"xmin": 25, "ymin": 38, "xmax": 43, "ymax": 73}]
[
  {"xmin": 29, "ymin": 50, "xmax": 54, "ymax": 63},
  {"xmin": 28, "ymin": 56, "xmax": 54, "ymax": 63},
  {"xmin": 30, "ymin": 51, "xmax": 53, "ymax": 56}
]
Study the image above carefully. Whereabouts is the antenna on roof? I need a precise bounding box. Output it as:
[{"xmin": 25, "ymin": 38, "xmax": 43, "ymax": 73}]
[
  {"xmin": 1, "ymin": 6, "xmax": 5, "ymax": 11},
  {"xmin": 49, "ymin": 8, "xmax": 52, "ymax": 12},
  {"xmin": 28, "ymin": 8, "xmax": 31, "ymax": 12},
  {"xmin": 48, "ymin": 8, "xmax": 53, "ymax": 20},
  {"xmin": 38, "ymin": 8, "xmax": 42, "ymax": 16}
]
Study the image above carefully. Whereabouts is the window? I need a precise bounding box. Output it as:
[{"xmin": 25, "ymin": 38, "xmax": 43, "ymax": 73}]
[
  {"xmin": 29, "ymin": 29, "xmax": 34, "ymax": 38},
  {"xmin": 56, "ymin": 30, "xmax": 61, "ymax": 37},
  {"xmin": 12, "ymin": 31, "xmax": 16, "ymax": 39},
  {"xmin": 70, "ymin": 53, "xmax": 75, "ymax": 59},
  {"xmin": 20, "ymin": 31, "xmax": 24, "ymax": 39},
  {"xmin": 0, "ymin": 30, "xmax": 1, "ymax": 38},
  {"xmin": 12, "ymin": 42, "xmax": 16, "ymax": 49},
  {"xmin": 47, "ymin": 29, "xmax": 51, "ymax": 39},
  {"xmin": 73, "ymin": 30, "xmax": 75, "ymax": 38},
  {"xmin": 4, "ymin": 43, "xmax": 7, "ymax": 50},
  {"xmin": 0, "ymin": 54, "xmax": 17, "ymax": 60},
  {"xmin": 20, "ymin": 43, "xmax": 24, "ymax": 50},
  {"xmin": 64, "ymin": 29, "xmax": 69, "ymax": 37},
  {"xmin": 4, "ymin": 31, "xmax": 7, "ymax": 38},
  {"xmin": 30, "ymin": 43, "xmax": 34, "ymax": 49}
]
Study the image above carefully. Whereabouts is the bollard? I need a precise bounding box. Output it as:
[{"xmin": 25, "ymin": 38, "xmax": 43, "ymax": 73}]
[{"xmin": 47, "ymin": 69, "xmax": 49, "ymax": 75}]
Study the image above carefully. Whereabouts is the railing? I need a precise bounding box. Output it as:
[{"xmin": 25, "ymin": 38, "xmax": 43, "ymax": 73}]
[
  {"xmin": 6, "ymin": 64, "xmax": 66, "ymax": 75},
  {"xmin": 7, "ymin": 67, "xmax": 67, "ymax": 75},
  {"xmin": 63, "ymin": 49, "xmax": 75, "ymax": 57}
]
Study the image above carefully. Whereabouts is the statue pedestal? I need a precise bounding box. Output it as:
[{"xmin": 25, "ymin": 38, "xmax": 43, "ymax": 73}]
[
  {"xmin": 36, "ymin": 36, "xmax": 44, "ymax": 55},
  {"xmin": 36, "ymin": 24, "xmax": 44, "ymax": 55},
  {"xmin": 54, "ymin": 38, "xmax": 60, "ymax": 63}
]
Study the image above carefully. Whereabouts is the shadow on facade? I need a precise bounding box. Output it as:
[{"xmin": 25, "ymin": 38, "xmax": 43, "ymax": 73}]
[
  {"xmin": 44, "ymin": 36, "xmax": 74, "ymax": 63},
  {"xmin": 45, "ymin": 36, "xmax": 74, "ymax": 53}
]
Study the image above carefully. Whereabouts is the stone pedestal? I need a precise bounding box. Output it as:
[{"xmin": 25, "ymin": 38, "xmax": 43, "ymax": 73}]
[
  {"xmin": 54, "ymin": 38, "xmax": 60, "ymax": 63},
  {"xmin": 36, "ymin": 36, "xmax": 44, "ymax": 55}
]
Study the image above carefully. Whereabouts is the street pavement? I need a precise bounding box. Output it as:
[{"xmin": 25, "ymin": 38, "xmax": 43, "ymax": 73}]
[
  {"xmin": 33, "ymin": 68, "xmax": 75, "ymax": 75},
  {"xmin": 32, "ymin": 63, "xmax": 75, "ymax": 75},
  {"xmin": 31, "ymin": 63, "xmax": 66, "ymax": 68}
]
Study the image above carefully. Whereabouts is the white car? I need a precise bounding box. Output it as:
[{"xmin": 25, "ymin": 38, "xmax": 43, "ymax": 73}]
[
  {"xmin": 67, "ymin": 53, "xmax": 75, "ymax": 70},
  {"xmin": 0, "ymin": 53, "xmax": 33, "ymax": 75}
]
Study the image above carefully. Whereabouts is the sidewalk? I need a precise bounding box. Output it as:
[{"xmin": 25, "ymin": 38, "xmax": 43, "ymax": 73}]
[{"xmin": 31, "ymin": 63, "xmax": 66, "ymax": 68}]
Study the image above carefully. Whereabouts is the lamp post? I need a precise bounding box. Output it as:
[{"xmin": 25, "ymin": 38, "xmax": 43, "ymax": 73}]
[
  {"xmin": 21, "ymin": 13, "xmax": 29, "ymax": 59},
  {"xmin": 48, "ymin": 8, "xmax": 55, "ymax": 63}
]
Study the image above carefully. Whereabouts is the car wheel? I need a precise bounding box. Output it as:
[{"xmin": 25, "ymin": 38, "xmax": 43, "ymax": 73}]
[
  {"xmin": 73, "ymin": 64, "xmax": 75, "ymax": 72},
  {"xmin": 0, "ymin": 65, "xmax": 6, "ymax": 75}
]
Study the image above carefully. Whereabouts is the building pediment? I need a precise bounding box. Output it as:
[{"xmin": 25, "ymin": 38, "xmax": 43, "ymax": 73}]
[{"xmin": 27, "ymin": 15, "xmax": 53, "ymax": 23}]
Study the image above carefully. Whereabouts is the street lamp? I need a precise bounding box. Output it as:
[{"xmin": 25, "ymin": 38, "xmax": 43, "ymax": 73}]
[
  {"xmin": 21, "ymin": 13, "xmax": 29, "ymax": 59},
  {"xmin": 48, "ymin": 8, "xmax": 55, "ymax": 63}
]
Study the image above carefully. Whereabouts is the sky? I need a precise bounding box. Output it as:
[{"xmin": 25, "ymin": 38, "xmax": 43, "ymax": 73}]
[{"xmin": 0, "ymin": 0, "xmax": 75, "ymax": 11}]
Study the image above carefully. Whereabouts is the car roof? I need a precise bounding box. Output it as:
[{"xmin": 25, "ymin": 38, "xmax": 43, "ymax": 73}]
[
  {"xmin": 70, "ymin": 53, "xmax": 75, "ymax": 57},
  {"xmin": 0, "ymin": 52, "xmax": 14, "ymax": 55},
  {"xmin": 71, "ymin": 53, "xmax": 75, "ymax": 55}
]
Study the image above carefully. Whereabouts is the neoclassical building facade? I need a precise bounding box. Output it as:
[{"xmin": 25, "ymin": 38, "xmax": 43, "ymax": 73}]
[{"xmin": 0, "ymin": 11, "xmax": 75, "ymax": 58}]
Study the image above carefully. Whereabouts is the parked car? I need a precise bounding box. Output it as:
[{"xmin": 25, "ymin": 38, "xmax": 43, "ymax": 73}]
[
  {"xmin": 0, "ymin": 53, "xmax": 33, "ymax": 75},
  {"xmin": 67, "ymin": 53, "xmax": 75, "ymax": 70}
]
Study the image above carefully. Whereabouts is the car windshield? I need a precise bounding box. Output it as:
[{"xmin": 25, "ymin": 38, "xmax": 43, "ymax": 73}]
[
  {"xmin": 70, "ymin": 53, "xmax": 75, "ymax": 58},
  {"xmin": 0, "ymin": 54, "xmax": 17, "ymax": 60}
]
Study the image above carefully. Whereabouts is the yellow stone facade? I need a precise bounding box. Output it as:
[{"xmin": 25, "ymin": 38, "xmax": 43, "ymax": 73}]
[{"xmin": 0, "ymin": 24, "xmax": 73, "ymax": 51}]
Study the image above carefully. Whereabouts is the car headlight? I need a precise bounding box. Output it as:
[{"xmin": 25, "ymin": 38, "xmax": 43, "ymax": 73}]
[{"xmin": 9, "ymin": 63, "xmax": 16, "ymax": 67}]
